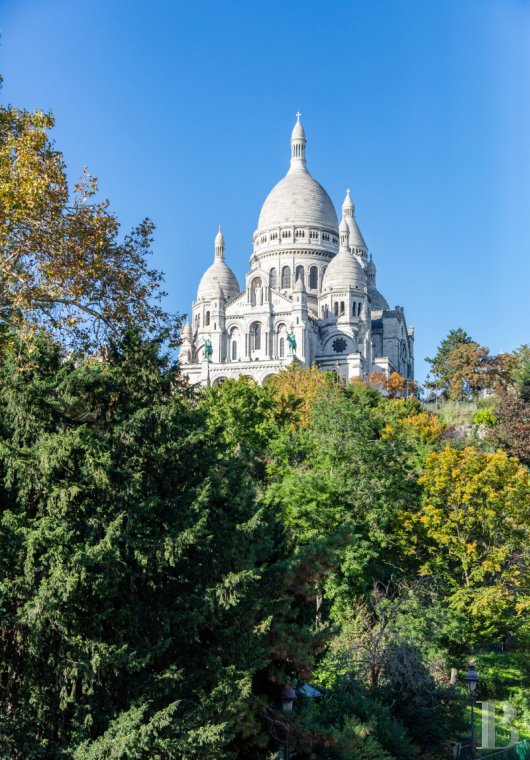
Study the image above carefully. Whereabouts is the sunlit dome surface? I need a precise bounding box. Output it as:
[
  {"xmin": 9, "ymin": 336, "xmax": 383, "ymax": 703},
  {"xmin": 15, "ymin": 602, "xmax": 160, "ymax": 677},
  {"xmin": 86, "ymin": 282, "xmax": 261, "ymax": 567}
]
[
  {"xmin": 197, "ymin": 260, "xmax": 240, "ymax": 300},
  {"xmin": 258, "ymin": 169, "xmax": 338, "ymax": 231}
]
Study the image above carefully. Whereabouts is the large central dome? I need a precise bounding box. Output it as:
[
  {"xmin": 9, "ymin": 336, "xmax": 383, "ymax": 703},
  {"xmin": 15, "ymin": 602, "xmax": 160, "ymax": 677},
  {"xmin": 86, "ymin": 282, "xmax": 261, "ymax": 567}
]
[
  {"xmin": 258, "ymin": 171, "xmax": 338, "ymax": 230},
  {"xmin": 256, "ymin": 114, "xmax": 338, "ymax": 233}
]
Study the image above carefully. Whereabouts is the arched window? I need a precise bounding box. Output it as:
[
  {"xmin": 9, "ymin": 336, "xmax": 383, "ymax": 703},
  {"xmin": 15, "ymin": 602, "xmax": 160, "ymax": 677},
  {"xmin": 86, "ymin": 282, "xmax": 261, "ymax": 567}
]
[
  {"xmin": 205, "ymin": 311, "xmax": 210, "ymax": 326},
  {"xmin": 358, "ymin": 302, "xmax": 362, "ymax": 316},
  {"xmin": 276, "ymin": 323, "xmax": 286, "ymax": 357},
  {"xmin": 229, "ymin": 327, "xmax": 238, "ymax": 361},
  {"xmin": 250, "ymin": 322, "xmax": 261, "ymax": 351},
  {"xmin": 195, "ymin": 313, "xmax": 200, "ymax": 327},
  {"xmin": 334, "ymin": 302, "xmax": 338, "ymax": 317},
  {"xmin": 269, "ymin": 268, "xmax": 277, "ymax": 289},
  {"xmin": 281, "ymin": 266, "xmax": 291, "ymax": 289},
  {"xmin": 309, "ymin": 266, "xmax": 318, "ymax": 290},
  {"xmin": 340, "ymin": 301, "xmax": 345, "ymax": 316},
  {"xmin": 295, "ymin": 265, "xmax": 304, "ymax": 284}
]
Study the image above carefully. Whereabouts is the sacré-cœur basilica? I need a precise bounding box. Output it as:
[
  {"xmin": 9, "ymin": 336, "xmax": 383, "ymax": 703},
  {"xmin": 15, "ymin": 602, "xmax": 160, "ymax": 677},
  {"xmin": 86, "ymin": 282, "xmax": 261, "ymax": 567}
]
[{"xmin": 180, "ymin": 115, "xmax": 414, "ymax": 386}]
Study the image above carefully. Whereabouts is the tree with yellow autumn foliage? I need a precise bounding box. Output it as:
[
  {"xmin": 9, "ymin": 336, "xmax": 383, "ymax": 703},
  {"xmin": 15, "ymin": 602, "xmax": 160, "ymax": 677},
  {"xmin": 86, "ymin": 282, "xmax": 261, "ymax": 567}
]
[
  {"xmin": 0, "ymin": 88, "xmax": 178, "ymax": 350},
  {"xmin": 399, "ymin": 446, "xmax": 530, "ymax": 641},
  {"xmin": 267, "ymin": 361, "xmax": 339, "ymax": 427}
]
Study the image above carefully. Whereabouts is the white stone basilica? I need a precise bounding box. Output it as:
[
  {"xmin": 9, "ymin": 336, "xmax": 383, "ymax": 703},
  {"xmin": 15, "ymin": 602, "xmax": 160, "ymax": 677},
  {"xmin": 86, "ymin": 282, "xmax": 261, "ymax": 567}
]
[{"xmin": 180, "ymin": 115, "xmax": 414, "ymax": 386}]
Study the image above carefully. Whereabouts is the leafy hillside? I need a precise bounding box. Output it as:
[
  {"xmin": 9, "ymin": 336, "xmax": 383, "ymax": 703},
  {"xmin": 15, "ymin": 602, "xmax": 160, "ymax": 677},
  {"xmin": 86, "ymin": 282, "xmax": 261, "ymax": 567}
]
[{"xmin": 1, "ymin": 95, "xmax": 529, "ymax": 759}]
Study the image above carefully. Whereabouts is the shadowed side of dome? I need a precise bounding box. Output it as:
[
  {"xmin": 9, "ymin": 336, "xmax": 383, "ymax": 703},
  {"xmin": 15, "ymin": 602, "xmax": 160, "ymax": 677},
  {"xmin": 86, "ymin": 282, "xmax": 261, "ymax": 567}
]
[
  {"xmin": 367, "ymin": 255, "xmax": 389, "ymax": 310},
  {"xmin": 369, "ymin": 288, "xmax": 390, "ymax": 311}
]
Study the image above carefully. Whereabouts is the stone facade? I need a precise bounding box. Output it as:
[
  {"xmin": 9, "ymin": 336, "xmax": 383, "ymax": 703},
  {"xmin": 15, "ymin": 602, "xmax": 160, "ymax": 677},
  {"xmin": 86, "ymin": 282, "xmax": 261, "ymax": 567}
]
[{"xmin": 180, "ymin": 115, "xmax": 414, "ymax": 386}]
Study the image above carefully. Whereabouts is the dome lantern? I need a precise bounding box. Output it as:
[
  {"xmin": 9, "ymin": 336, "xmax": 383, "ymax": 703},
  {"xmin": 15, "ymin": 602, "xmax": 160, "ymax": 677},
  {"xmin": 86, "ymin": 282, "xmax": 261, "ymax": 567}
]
[
  {"xmin": 290, "ymin": 112, "xmax": 307, "ymax": 170},
  {"xmin": 214, "ymin": 226, "xmax": 225, "ymax": 259},
  {"xmin": 321, "ymin": 216, "xmax": 367, "ymax": 292},
  {"xmin": 367, "ymin": 254, "xmax": 376, "ymax": 284}
]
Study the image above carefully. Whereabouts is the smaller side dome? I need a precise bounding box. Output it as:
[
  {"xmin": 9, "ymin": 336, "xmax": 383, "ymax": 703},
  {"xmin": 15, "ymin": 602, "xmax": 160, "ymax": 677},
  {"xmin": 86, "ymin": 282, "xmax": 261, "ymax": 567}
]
[
  {"xmin": 322, "ymin": 220, "xmax": 366, "ymax": 292},
  {"xmin": 182, "ymin": 322, "xmax": 192, "ymax": 338},
  {"xmin": 197, "ymin": 262, "xmax": 239, "ymax": 301},
  {"xmin": 197, "ymin": 229, "xmax": 240, "ymax": 301}
]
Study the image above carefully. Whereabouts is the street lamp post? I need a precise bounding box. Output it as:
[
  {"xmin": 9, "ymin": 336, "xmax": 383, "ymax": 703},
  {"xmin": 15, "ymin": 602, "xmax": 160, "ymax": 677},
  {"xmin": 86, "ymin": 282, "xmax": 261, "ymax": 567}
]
[
  {"xmin": 464, "ymin": 664, "xmax": 479, "ymax": 760},
  {"xmin": 281, "ymin": 684, "xmax": 296, "ymax": 760}
]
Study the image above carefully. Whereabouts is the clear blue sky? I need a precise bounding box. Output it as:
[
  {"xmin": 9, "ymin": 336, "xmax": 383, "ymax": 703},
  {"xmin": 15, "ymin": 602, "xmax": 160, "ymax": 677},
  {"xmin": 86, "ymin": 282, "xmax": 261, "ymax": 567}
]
[{"xmin": 2, "ymin": 0, "xmax": 529, "ymax": 380}]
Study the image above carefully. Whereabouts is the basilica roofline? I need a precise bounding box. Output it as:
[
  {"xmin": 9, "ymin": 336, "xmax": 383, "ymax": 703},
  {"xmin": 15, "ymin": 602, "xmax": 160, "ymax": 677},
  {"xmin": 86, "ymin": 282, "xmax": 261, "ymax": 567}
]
[{"xmin": 180, "ymin": 114, "xmax": 414, "ymax": 387}]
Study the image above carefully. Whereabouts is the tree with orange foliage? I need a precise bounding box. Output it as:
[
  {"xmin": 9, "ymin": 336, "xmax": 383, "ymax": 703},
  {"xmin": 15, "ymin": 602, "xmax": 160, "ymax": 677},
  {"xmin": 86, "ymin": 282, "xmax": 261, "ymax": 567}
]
[
  {"xmin": 368, "ymin": 370, "xmax": 416, "ymax": 398},
  {"xmin": 398, "ymin": 446, "xmax": 530, "ymax": 640}
]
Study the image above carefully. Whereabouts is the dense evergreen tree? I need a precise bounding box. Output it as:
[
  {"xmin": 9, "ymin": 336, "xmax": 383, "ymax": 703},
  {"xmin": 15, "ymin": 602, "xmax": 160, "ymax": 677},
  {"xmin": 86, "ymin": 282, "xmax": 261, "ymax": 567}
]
[{"xmin": 0, "ymin": 331, "xmax": 283, "ymax": 758}]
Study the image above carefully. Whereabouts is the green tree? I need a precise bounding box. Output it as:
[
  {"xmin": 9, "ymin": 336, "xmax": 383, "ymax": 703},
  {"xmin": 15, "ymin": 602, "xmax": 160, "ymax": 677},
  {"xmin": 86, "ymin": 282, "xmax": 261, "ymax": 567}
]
[
  {"xmin": 425, "ymin": 329, "xmax": 480, "ymax": 400},
  {"xmin": 265, "ymin": 385, "xmax": 427, "ymax": 629},
  {"xmin": 0, "ymin": 329, "xmax": 282, "ymax": 759},
  {"xmin": 399, "ymin": 446, "xmax": 530, "ymax": 642},
  {"xmin": 425, "ymin": 329, "xmax": 475, "ymax": 396},
  {"xmin": 426, "ymin": 329, "xmax": 511, "ymax": 401},
  {"xmin": 507, "ymin": 345, "xmax": 530, "ymax": 401},
  {"xmin": 200, "ymin": 376, "xmax": 278, "ymax": 475}
]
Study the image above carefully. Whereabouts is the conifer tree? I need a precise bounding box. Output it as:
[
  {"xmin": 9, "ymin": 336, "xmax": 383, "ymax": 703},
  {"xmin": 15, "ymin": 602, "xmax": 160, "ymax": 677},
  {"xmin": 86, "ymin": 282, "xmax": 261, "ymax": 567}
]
[{"xmin": 0, "ymin": 330, "xmax": 279, "ymax": 758}]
